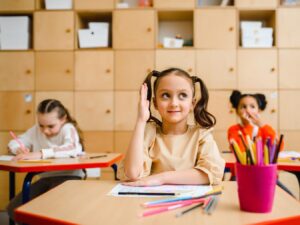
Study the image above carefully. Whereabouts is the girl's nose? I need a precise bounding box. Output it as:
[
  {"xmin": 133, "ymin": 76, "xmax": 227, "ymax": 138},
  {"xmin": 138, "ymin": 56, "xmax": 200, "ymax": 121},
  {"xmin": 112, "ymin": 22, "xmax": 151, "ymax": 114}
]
[{"xmin": 170, "ymin": 97, "xmax": 179, "ymax": 106}]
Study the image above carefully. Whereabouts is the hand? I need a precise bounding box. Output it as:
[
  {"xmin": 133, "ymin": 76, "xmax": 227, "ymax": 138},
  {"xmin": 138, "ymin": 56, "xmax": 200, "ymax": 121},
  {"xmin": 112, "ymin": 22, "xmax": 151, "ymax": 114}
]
[
  {"xmin": 13, "ymin": 151, "xmax": 42, "ymax": 161},
  {"xmin": 15, "ymin": 147, "xmax": 30, "ymax": 155},
  {"xmin": 137, "ymin": 83, "xmax": 150, "ymax": 123},
  {"xmin": 246, "ymin": 111, "xmax": 264, "ymax": 127},
  {"xmin": 122, "ymin": 174, "xmax": 164, "ymax": 187}
]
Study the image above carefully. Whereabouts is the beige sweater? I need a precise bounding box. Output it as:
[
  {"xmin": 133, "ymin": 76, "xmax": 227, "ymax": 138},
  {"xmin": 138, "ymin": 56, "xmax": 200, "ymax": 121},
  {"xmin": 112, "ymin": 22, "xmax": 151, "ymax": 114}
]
[{"xmin": 118, "ymin": 122, "xmax": 225, "ymax": 185}]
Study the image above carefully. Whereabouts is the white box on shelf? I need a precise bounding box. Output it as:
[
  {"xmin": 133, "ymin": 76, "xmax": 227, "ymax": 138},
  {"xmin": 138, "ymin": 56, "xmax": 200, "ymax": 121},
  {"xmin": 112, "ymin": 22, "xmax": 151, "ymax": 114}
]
[
  {"xmin": 242, "ymin": 36, "xmax": 273, "ymax": 48},
  {"xmin": 0, "ymin": 16, "xmax": 30, "ymax": 33},
  {"xmin": 0, "ymin": 32, "xmax": 29, "ymax": 50},
  {"xmin": 45, "ymin": 0, "xmax": 72, "ymax": 10},
  {"xmin": 88, "ymin": 22, "xmax": 109, "ymax": 32},
  {"xmin": 163, "ymin": 37, "xmax": 184, "ymax": 48},
  {"xmin": 242, "ymin": 27, "xmax": 273, "ymax": 38},
  {"xmin": 240, "ymin": 21, "xmax": 262, "ymax": 30},
  {"xmin": 78, "ymin": 29, "xmax": 108, "ymax": 48}
]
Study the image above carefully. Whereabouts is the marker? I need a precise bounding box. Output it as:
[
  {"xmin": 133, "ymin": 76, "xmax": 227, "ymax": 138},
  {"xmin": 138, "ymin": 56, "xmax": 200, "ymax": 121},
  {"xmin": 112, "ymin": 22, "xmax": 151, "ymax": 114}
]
[{"xmin": 118, "ymin": 192, "xmax": 176, "ymax": 196}]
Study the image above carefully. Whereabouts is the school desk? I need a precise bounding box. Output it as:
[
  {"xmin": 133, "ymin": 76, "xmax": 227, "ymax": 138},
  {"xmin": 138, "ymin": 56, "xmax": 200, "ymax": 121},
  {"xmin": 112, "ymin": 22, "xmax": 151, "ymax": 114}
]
[
  {"xmin": 15, "ymin": 180, "xmax": 300, "ymax": 225},
  {"xmin": 222, "ymin": 152, "xmax": 300, "ymax": 188}
]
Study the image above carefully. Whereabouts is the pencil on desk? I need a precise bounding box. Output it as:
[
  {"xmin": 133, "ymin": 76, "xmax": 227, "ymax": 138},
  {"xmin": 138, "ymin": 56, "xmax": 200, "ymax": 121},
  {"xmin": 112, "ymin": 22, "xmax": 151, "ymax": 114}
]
[
  {"xmin": 89, "ymin": 155, "xmax": 107, "ymax": 159},
  {"xmin": 118, "ymin": 192, "xmax": 176, "ymax": 196},
  {"xmin": 18, "ymin": 160, "xmax": 52, "ymax": 163},
  {"xmin": 175, "ymin": 202, "xmax": 204, "ymax": 217}
]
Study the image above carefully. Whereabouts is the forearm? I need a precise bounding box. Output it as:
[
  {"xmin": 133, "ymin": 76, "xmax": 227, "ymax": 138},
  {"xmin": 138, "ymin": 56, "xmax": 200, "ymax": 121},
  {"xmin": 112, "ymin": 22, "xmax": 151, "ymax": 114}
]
[
  {"xmin": 155, "ymin": 169, "xmax": 210, "ymax": 185},
  {"xmin": 124, "ymin": 120, "xmax": 147, "ymax": 179}
]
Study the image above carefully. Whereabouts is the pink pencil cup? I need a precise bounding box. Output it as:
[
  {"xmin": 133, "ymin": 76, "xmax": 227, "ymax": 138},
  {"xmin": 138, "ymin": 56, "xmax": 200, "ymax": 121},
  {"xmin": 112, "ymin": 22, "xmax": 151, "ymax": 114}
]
[{"xmin": 235, "ymin": 163, "xmax": 277, "ymax": 213}]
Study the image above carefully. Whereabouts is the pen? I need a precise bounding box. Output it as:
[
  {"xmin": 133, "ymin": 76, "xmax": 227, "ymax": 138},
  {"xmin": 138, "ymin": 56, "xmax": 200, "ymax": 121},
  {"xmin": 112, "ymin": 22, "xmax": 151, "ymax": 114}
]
[
  {"xmin": 175, "ymin": 202, "xmax": 204, "ymax": 217},
  {"xmin": 89, "ymin": 155, "xmax": 107, "ymax": 159},
  {"xmin": 118, "ymin": 192, "xmax": 176, "ymax": 196}
]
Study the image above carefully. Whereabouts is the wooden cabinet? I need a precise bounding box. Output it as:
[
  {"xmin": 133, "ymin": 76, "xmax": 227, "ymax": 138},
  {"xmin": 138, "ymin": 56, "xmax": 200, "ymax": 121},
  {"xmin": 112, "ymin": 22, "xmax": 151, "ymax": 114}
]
[
  {"xmin": 114, "ymin": 131, "xmax": 133, "ymax": 154},
  {"xmin": 154, "ymin": 0, "xmax": 195, "ymax": 9},
  {"xmin": 196, "ymin": 50, "xmax": 236, "ymax": 89},
  {"xmin": 236, "ymin": 0, "xmax": 278, "ymax": 8},
  {"xmin": 212, "ymin": 130, "xmax": 230, "ymax": 152},
  {"xmin": 75, "ymin": 92, "xmax": 113, "ymax": 131},
  {"xmin": 114, "ymin": 91, "xmax": 139, "ymax": 131},
  {"xmin": 113, "ymin": 10, "xmax": 155, "ymax": 49},
  {"xmin": 35, "ymin": 92, "xmax": 74, "ymax": 115},
  {"xmin": 0, "ymin": 52, "xmax": 34, "ymax": 91},
  {"xmin": 35, "ymin": 52, "xmax": 74, "ymax": 91},
  {"xmin": 194, "ymin": 9, "xmax": 237, "ymax": 49},
  {"xmin": 0, "ymin": 92, "xmax": 34, "ymax": 130},
  {"xmin": 279, "ymin": 91, "xmax": 300, "ymax": 130},
  {"xmin": 34, "ymin": 11, "xmax": 74, "ymax": 50},
  {"xmin": 83, "ymin": 131, "xmax": 114, "ymax": 153},
  {"xmin": 0, "ymin": 0, "xmax": 34, "ymax": 11},
  {"xmin": 238, "ymin": 49, "xmax": 277, "ymax": 89},
  {"xmin": 277, "ymin": 8, "xmax": 300, "ymax": 48},
  {"xmin": 156, "ymin": 49, "xmax": 195, "ymax": 74},
  {"xmin": 207, "ymin": 91, "xmax": 237, "ymax": 131},
  {"xmin": 115, "ymin": 50, "xmax": 154, "ymax": 90},
  {"xmin": 74, "ymin": 0, "xmax": 114, "ymax": 10},
  {"xmin": 279, "ymin": 131, "xmax": 300, "ymax": 150},
  {"xmin": 279, "ymin": 50, "xmax": 300, "ymax": 89},
  {"xmin": 75, "ymin": 51, "xmax": 114, "ymax": 91}
]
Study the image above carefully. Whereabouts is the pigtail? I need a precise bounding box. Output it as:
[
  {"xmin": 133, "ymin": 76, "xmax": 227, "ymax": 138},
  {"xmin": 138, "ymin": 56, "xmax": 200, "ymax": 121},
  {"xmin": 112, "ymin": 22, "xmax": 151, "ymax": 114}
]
[
  {"xmin": 143, "ymin": 71, "xmax": 162, "ymax": 127},
  {"xmin": 230, "ymin": 90, "xmax": 242, "ymax": 109},
  {"xmin": 255, "ymin": 93, "xmax": 267, "ymax": 110},
  {"xmin": 192, "ymin": 76, "xmax": 216, "ymax": 129}
]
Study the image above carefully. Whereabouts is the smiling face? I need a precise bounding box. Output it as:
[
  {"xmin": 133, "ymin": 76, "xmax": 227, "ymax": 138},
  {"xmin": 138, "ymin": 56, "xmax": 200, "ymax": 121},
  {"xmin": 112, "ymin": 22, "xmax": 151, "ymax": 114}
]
[
  {"xmin": 237, "ymin": 96, "xmax": 260, "ymax": 125},
  {"xmin": 37, "ymin": 111, "xmax": 66, "ymax": 138},
  {"xmin": 153, "ymin": 73, "xmax": 195, "ymax": 132}
]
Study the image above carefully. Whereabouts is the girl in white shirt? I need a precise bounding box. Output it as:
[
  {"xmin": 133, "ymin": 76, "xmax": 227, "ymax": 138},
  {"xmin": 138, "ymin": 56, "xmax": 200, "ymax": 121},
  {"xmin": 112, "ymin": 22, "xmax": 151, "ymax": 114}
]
[{"xmin": 7, "ymin": 99, "xmax": 84, "ymax": 221}]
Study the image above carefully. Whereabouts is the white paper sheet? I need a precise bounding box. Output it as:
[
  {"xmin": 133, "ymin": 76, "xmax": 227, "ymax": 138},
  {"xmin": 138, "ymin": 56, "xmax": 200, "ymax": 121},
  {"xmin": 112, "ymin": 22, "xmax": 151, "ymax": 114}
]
[
  {"xmin": 107, "ymin": 183, "xmax": 212, "ymax": 197},
  {"xmin": 0, "ymin": 155, "xmax": 14, "ymax": 161},
  {"xmin": 279, "ymin": 151, "xmax": 300, "ymax": 158}
]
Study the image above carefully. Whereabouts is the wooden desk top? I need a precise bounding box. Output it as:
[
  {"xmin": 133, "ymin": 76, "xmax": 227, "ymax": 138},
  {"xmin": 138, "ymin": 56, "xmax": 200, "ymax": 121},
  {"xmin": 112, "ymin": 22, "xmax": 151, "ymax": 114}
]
[
  {"xmin": 15, "ymin": 180, "xmax": 300, "ymax": 225},
  {"xmin": 222, "ymin": 152, "xmax": 300, "ymax": 172},
  {"xmin": 0, "ymin": 153, "xmax": 123, "ymax": 172}
]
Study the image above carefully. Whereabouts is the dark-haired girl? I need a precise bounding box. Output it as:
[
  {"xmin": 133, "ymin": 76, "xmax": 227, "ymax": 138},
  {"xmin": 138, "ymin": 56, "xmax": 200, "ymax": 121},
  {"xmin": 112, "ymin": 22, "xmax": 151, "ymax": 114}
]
[
  {"xmin": 7, "ymin": 99, "xmax": 84, "ymax": 221},
  {"xmin": 118, "ymin": 68, "xmax": 225, "ymax": 186},
  {"xmin": 227, "ymin": 90, "xmax": 279, "ymax": 151}
]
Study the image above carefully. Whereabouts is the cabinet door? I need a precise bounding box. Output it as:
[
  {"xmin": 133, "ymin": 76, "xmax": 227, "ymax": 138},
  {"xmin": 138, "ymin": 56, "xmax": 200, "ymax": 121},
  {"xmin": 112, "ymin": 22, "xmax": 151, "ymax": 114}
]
[
  {"xmin": 34, "ymin": 11, "xmax": 74, "ymax": 50},
  {"xmin": 75, "ymin": 51, "xmax": 114, "ymax": 91},
  {"xmin": 194, "ymin": 9, "xmax": 237, "ymax": 49},
  {"xmin": 0, "ymin": 52, "xmax": 34, "ymax": 91},
  {"xmin": 36, "ymin": 52, "xmax": 74, "ymax": 91},
  {"xmin": 238, "ymin": 49, "xmax": 277, "ymax": 89},
  {"xmin": 83, "ymin": 131, "xmax": 114, "ymax": 153},
  {"xmin": 35, "ymin": 92, "xmax": 74, "ymax": 115},
  {"xmin": 114, "ymin": 131, "xmax": 133, "ymax": 154},
  {"xmin": 156, "ymin": 50, "xmax": 195, "ymax": 74},
  {"xmin": 279, "ymin": 91, "xmax": 300, "ymax": 130},
  {"xmin": 196, "ymin": 50, "xmax": 236, "ymax": 89},
  {"xmin": 0, "ymin": 92, "xmax": 34, "ymax": 130},
  {"xmin": 115, "ymin": 91, "xmax": 139, "ymax": 131},
  {"xmin": 115, "ymin": 50, "xmax": 154, "ymax": 91},
  {"xmin": 74, "ymin": 0, "xmax": 114, "ymax": 9},
  {"xmin": 75, "ymin": 92, "xmax": 113, "ymax": 131},
  {"xmin": 0, "ymin": 0, "xmax": 34, "ymax": 11},
  {"xmin": 208, "ymin": 91, "xmax": 237, "ymax": 130},
  {"xmin": 236, "ymin": 0, "xmax": 278, "ymax": 8},
  {"xmin": 279, "ymin": 131, "xmax": 300, "ymax": 150},
  {"xmin": 113, "ymin": 10, "xmax": 155, "ymax": 49},
  {"xmin": 279, "ymin": 50, "xmax": 300, "ymax": 89},
  {"xmin": 277, "ymin": 8, "xmax": 300, "ymax": 48},
  {"xmin": 153, "ymin": 0, "xmax": 194, "ymax": 9}
]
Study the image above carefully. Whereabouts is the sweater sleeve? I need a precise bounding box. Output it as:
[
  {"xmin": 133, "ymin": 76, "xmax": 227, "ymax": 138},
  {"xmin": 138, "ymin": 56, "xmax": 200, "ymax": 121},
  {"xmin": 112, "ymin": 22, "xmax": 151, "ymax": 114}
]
[{"xmin": 194, "ymin": 132, "xmax": 225, "ymax": 185}]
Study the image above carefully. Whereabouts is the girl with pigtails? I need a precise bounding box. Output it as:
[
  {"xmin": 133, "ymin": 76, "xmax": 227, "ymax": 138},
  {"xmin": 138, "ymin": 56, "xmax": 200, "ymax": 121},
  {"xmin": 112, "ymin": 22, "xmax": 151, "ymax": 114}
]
[
  {"xmin": 227, "ymin": 90, "xmax": 281, "ymax": 152},
  {"xmin": 117, "ymin": 68, "xmax": 225, "ymax": 186}
]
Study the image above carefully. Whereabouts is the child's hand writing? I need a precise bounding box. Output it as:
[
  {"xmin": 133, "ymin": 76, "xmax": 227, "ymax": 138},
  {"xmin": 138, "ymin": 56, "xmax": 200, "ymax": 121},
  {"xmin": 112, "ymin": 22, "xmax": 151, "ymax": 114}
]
[
  {"xmin": 137, "ymin": 83, "xmax": 150, "ymax": 123},
  {"xmin": 13, "ymin": 151, "xmax": 42, "ymax": 161},
  {"xmin": 15, "ymin": 147, "xmax": 30, "ymax": 155}
]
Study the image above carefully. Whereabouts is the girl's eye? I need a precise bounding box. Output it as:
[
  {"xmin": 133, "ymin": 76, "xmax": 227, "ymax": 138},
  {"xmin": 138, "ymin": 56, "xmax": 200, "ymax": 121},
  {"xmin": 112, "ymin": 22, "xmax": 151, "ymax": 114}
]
[
  {"xmin": 161, "ymin": 93, "xmax": 170, "ymax": 99},
  {"xmin": 179, "ymin": 93, "xmax": 188, "ymax": 99}
]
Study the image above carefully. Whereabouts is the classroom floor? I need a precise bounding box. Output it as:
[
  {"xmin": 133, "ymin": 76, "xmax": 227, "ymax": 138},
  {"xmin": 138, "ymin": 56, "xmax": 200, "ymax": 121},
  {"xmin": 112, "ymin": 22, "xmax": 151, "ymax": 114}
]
[{"xmin": 0, "ymin": 211, "xmax": 9, "ymax": 225}]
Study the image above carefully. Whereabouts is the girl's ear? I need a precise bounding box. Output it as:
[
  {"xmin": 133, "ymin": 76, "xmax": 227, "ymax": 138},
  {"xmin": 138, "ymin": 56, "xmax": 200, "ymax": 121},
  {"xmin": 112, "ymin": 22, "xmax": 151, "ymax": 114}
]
[{"xmin": 60, "ymin": 115, "xmax": 67, "ymax": 124}]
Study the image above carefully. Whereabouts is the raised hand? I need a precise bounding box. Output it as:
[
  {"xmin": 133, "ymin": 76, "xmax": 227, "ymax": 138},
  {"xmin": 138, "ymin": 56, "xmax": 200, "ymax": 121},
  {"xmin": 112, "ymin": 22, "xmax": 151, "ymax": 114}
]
[{"xmin": 137, "ymin": 83, "xmax": 150, "ymax": 123}]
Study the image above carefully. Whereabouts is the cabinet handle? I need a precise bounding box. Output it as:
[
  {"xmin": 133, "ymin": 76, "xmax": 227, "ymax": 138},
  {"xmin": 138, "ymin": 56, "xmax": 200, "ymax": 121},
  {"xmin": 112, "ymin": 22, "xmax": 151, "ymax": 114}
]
[
  {"xmin": 25, "ymin": 69, "xmax": 31, "ymax": 74},
  {"xmin": 229, "ymin": 27, "xmax": 234, "ymax": 32},
  {"xmin": 25, "ymin": 109, "xmax": 31, "ymax": 114},
  {"xmin": 270, "ymin": 109, "xmax": 276, "ymax": 113},
  {"xmin": 65, "ymin": 28, "xmax": 71, "ymax": 33},
  {"xmin": 188, "ymin": 68, "xmax": 193, "ymax": 73},
  {"xmin": 65, "ymin": 69, "xmax": 71, "ymax": 74},
  {"xmin": 229, "ymin": 109, "xmax": 234, "ymax": 114},
  {"xmin": 229, "ymin": 67, "xmax": 234, "ymax": 72},
  {"xmin": 270, "ymin": 67, "xmax": 276, "ymax": 72},
  {"xmin": 147, "ymin": 68, "xmax": 151, "ymax": 73},
  {"xmin": 106, "ymin": 109, "xmax": 111, "ymax": 114},
  {"xmin": 106, "ymin": 69, "xmax": 111, "ymax": 74},
  {"xmin": 147, "ymin": 27, "xmax": 152, "ymax": 32}
]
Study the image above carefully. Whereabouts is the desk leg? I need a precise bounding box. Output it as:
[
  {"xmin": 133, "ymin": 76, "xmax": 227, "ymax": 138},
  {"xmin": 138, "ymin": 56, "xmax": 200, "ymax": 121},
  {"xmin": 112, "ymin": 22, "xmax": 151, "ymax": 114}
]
[
  {"xmin": 22, "ymin": 172, "xmax": 40, "ymax": 204},
  {"xmin": 289, "ymin": 171, "xmax": 300, "ymax": 199},
  {"xmin": 111, "ymin": 164, "xmax": 118, "ymax": 181},
  {"xmin": 276, "ymin": 179, "xmax": 296, "ymax": 198},
  {"xmin": 9, "ymin": 172, "xmax": 15, "ymax": 225}
]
